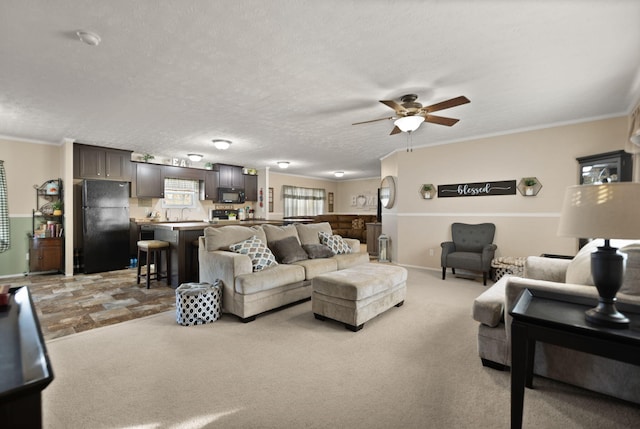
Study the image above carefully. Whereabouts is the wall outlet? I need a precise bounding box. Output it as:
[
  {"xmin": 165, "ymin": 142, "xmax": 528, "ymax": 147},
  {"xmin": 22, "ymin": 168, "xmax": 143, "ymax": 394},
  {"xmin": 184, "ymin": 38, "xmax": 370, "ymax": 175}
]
[{"xmin": 429, "ymin": 248, "xmax": 434, "ymax": 256}]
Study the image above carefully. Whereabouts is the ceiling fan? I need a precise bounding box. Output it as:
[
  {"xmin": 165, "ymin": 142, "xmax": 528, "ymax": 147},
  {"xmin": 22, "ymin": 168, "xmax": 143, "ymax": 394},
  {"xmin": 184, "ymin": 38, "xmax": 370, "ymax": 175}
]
[{"xmin": 353, "ymin": 94, "xmax": 470, "ymax": 135}]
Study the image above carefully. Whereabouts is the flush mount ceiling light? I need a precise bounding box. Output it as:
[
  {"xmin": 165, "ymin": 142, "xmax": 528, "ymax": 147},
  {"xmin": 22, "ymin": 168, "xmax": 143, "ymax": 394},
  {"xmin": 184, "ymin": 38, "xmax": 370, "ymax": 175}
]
[
  {"xmin": 212, "ymin": 139, "xmax": 231, "ymax": 150},
  {"xmin": 277, "ymin": 161, "xmax": 290, "ymax": 169},
  {"xmin": 334, "ymin": 171, "xmax": 344, "ymax": 178},
  {"xmin": 76, "ymin": 30, "xmax": 101, "ymax": 46},
  {"xmin": 394, "ymin": 115, "xmax": 425, "ymax": 133},
  {"xmin": 187, "ymin": 154, "xmax": 203, "ymax": 162}
]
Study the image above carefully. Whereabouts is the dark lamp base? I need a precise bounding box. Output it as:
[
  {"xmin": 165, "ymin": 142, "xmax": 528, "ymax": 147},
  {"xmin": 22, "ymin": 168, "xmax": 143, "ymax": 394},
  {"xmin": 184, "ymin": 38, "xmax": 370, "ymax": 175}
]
[{"xmin": 585, "ymin": 301, "xmax": 630, "ymax": 328}]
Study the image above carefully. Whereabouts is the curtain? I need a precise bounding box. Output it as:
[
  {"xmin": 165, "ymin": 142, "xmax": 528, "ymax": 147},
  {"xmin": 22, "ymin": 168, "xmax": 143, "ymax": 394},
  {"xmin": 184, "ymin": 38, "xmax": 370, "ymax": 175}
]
[
  {"xmin": 0, "ymin": 160, "xmax": 9, "ymax": 252},
  {"xmin": 283, "ymin": 185, "xmax": 325, "ymax": 217}
]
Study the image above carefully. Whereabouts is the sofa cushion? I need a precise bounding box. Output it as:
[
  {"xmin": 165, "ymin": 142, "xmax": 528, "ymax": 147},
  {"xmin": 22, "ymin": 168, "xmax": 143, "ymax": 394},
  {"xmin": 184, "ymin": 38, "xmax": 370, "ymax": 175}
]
[
  {"xmin": 235, "ymin": 264, "xmax": 306, "ymax": 294},
  {"xmin": 204, "ymin": 225, "xmax": 266, "ymax": 251},
  {"xmin": 319, "ymin": 231, "xmax": 352, "ymax": 255},
  {"xmin": 229, "ymin": 236, "xmax": 278, "ymax": 272},
  {"xmin": 565, "ymin": 239, "xmax": 640, "ymax": 287},
  {"xmin": 262, "ymin": 223, "xmax": 300, "ymax": 244},
  {"xmin": 269, "ymin": 236, "xmax": 309, "ymax": 264},
  {"xmin": 303, "ymin": 244, "xmax": 334, "ymax": 259},
  {"xmin": 295, "ymin": 222, "xmax": 333, "ymax": 245},
  {"xmin": 293, "ymin": 258, "xmax": 338, "ymax": 280}
]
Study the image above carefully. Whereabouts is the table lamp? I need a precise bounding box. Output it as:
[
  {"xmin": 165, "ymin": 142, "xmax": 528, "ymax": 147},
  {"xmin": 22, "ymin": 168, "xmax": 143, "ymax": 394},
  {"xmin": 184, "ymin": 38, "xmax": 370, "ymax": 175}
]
[{"xmin": 557, "ymin": 182, "xmax": 640, "ymax": 328}]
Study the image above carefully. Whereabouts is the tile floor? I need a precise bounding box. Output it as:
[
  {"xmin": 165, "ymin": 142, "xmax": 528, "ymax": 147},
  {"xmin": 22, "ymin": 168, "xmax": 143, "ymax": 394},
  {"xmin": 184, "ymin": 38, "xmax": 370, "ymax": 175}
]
[{"xmin": 3, "ymin": 268, "xmax": 176, "ymax": 340}]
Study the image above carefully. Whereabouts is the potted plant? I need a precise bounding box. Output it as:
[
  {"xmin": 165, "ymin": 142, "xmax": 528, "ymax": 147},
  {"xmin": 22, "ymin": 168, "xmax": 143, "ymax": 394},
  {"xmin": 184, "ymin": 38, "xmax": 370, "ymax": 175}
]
[
  {"xmin": 142, "ymin": 153, "xmax": 155, "ymax": 163},
  {"xmin": 204, "ymin": 162, "xmax": 213, "ymax": 170},
  {"xmin": 420, "ymin": 184, "xmax": 434, "ymax": 199},
  {"xmin": 524, "ymin": 178, "xmax": 537, "ymax": 196},
  {"xmin": 52, "ymin": 200, "xmax": 63, "ymax": 216}
]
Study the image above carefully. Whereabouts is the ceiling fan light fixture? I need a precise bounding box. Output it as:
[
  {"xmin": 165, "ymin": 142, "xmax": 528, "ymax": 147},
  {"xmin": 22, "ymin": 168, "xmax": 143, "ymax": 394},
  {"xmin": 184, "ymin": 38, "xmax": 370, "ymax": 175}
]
[
  {"xmin": 187, "ymin": 153, "xmax": 203, "ymax": 162},
  {"xmin": 212, "ymin": 139, "xmax": 231, "ymax": 150},
  {"xmin": 394, "ymin": 115, "xmax": 425, "ymax": 132},
  {"xmin": 277, "ymin": 161, "xmax": 290, "ymax": 169},
  {"xmin": 334, "ymin": 171, "xmax": 344, "ymax": 178}
]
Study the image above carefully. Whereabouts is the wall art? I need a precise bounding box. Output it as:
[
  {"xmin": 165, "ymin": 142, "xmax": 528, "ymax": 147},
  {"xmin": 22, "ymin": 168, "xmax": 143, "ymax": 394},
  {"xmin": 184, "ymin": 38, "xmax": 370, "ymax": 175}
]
[{"xmin": 437, "ymin": 180, "xmax": 516, "ymax": 198}]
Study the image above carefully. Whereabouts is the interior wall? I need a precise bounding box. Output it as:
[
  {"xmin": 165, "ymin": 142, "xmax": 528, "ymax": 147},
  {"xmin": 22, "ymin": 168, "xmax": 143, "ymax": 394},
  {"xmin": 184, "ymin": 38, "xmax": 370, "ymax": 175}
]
[
  {"xmin": 381, "ymin": 116, "xmax": 629, "ymax": 268},
  {"xmin": 0, "ymin": 137, "xmax": 63, "ymax": 277},
  {"xmin": 334, "ymin": 178, "xmax": 380, "ymax": 214}
]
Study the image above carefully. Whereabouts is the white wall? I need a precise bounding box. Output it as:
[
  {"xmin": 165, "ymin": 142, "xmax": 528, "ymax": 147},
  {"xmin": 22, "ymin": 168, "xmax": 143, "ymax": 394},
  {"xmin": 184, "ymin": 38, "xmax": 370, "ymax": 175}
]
[{"xmin": 381, "ymin": 116, "xmax": 629, "ymax": 268}]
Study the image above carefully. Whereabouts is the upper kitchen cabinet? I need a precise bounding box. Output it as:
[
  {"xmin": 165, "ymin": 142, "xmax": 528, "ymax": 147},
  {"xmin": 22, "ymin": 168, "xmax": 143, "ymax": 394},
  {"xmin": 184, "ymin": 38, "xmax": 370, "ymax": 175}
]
[
  {"xmin": 244, "ymin": 174, "xmax": 258, "ymax": 201},
  {"xmin": 74, "ymin": 143, "xmax": 132, "ymax": 181},
  {"xmin": 203, "ymin": 170, "xmax": 219, "ymax": 201},
  {"xmin": 132, "ymin": 162, "xmax": 164, "ymax": 198},
  {"xmin": 216, "ymin": 164, "xmax": 244, "ymax": 188}
]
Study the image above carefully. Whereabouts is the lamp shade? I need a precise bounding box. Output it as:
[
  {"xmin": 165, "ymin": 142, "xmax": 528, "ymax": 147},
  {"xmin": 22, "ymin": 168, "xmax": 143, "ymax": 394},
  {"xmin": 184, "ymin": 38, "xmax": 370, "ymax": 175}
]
[
  {"xmin": 557, "ymin": 183, "xmax": 640, "ymax": 239},
  {"xmin": 394, "ymin": 116, "xmax": 425, "ymax": 132}
]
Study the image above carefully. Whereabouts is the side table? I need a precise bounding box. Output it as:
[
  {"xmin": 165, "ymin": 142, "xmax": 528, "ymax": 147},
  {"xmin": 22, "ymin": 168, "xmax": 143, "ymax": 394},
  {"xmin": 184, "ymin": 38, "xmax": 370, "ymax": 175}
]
[{"xmin": 509, "ymin": 288, "xmax": 640, "ymax": 429}]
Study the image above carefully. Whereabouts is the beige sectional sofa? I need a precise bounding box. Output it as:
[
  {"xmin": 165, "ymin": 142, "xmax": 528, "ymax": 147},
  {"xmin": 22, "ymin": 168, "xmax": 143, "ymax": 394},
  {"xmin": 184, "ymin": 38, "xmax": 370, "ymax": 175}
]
[
  {"xmin": 472, "ymin": 239, "xmax": 640, "ymax": 404},
  {"xmin": 198, "ymin": 222, "xmax": 369, "ymax": 322}
]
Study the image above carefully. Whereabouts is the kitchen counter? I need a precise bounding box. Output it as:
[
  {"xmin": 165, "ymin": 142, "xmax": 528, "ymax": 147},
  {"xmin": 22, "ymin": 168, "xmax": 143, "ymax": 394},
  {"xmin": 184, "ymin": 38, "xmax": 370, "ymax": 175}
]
[{"xmin": 138, "ymin": 219, "xmax": 284, "ymax": 287}]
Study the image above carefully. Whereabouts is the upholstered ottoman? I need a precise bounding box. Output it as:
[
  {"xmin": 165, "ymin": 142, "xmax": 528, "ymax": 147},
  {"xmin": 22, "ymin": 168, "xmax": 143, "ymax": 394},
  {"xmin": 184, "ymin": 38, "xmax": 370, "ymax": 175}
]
[
  {"xmin": 312, "ymin": 263, "xmax": 408, "ymax": 331},
  {"xmin": 176, "ymin": 281, "xmax": 222, "ymax": 326}
]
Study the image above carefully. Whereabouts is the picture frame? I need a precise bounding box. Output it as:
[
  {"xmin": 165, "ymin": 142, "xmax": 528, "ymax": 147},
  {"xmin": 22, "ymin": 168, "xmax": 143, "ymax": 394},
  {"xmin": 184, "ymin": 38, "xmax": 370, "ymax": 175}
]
[
  {"xmin": 268, "ymin": 187, "xmax": 274, "ymax": 213},
  {"xmin": 328, "ymin": 192, "xmax": 334, "ymax": 212}
]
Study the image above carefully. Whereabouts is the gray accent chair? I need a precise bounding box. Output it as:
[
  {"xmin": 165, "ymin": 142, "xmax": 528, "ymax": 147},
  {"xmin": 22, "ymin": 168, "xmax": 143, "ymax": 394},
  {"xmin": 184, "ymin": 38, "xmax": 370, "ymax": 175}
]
[{"xmin": 441, "ymin": 223, "xmax": 497, "ymax": 286}]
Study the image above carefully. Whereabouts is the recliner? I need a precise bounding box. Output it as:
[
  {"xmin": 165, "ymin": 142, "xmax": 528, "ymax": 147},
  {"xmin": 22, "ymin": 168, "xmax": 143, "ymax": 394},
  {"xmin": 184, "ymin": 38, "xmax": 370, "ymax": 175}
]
[{"xmin": 441, "ymin": 223, "xmax": 497, "ymax": 285}]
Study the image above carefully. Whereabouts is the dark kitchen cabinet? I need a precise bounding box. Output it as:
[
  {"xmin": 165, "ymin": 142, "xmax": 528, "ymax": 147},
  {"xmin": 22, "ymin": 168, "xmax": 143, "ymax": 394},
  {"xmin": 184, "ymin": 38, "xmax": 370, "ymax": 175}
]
[
  {"xmin": 204, "ymin": 171, "xmax": 219, "ymax": 201},
  {"xmin": 74, "ymin": 143, "xmax": 132, "ymax": 181},
  {"xmin": 163, "ymin": 165, "xmax": 205, "ymax": 181},
  {"xmin": 244, "ymin": 174, "xmax": 258, "ymax": 201},
  {"xmin": 217, "ymin": 164, "xmax": 244, "ymax": 188},
  {"xmin": 29, "ymin": 237, "xmax": 63, "ymax": 272},
  {"xmin": 133, "ymin": 163, "xmax": 164, "ymax": 198}
]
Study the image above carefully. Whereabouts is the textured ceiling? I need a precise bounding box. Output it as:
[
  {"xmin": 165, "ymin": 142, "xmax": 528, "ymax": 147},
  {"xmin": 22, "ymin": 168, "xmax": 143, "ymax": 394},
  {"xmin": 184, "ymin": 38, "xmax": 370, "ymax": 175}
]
[{"xmin": 1, "ymin": 1, "xmax": 639, "ymax": 180}]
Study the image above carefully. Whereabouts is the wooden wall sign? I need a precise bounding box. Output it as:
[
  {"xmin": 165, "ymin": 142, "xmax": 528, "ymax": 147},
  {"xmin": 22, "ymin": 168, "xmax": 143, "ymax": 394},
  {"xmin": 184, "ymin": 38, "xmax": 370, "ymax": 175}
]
[{"xmin": 437, "ymin": 180, "xmax": 516, "ymax": 198}]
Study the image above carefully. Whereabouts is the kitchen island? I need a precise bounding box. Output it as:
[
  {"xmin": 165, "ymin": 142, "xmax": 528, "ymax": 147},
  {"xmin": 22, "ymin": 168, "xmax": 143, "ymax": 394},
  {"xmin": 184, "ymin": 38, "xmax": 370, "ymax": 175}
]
[{"xmin": 140, "ymin": 220, "xmax": 284, "ymax": 287}]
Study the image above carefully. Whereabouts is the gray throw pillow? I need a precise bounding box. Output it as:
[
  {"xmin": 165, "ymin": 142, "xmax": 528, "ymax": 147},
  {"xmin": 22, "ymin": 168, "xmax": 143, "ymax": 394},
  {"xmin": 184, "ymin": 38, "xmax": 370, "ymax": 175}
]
[
  {"xmin": 302, "ymin": 244, "xmax": 334, "ymax": 259},
  {"xmin": 269, "ymin": 236, "xmax": 309, "ymax": 264}
]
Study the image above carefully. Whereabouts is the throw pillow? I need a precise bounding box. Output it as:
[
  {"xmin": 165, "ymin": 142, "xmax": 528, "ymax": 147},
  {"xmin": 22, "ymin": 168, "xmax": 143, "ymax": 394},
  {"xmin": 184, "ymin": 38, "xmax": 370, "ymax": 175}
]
[
  {"xmin": 318, "ymin": 231, "xmax": 352, "ymax": 255},
  {"xmin": 302, "ymin": 244, "xmax": 334, "ymax": 259},
  {"xmin": 269, "ymin": 236, "xmax": 309, "ymax": 264},
  {"xmin": 229, "ymin": 235, "xmax": 277, "ymax": 272}
]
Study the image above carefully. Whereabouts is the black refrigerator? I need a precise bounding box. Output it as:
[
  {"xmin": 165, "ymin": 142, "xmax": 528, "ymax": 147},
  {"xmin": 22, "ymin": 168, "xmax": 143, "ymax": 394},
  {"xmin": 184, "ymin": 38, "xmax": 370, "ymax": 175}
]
[{"xmin": 81, "ymin": 180, "xmax": 130, "ymax": 274}]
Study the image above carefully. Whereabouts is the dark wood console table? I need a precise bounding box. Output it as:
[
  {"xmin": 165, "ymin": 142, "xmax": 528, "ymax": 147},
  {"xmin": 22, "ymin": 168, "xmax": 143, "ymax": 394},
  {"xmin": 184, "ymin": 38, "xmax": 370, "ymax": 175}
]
[
  {"xmin": 509, "ymin": 288, "xmax": 640, "ymax": 429},
  {"xmin": 0, "ymin": 286, "xmax": 54, "ymax": 428}
]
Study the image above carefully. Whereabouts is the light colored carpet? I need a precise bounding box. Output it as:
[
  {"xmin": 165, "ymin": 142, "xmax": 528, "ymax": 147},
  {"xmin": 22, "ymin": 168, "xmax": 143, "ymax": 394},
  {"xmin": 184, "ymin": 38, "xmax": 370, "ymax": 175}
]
[{"xmin": 43, "ymin": 268, "xmax": 640, "ymax": 428}]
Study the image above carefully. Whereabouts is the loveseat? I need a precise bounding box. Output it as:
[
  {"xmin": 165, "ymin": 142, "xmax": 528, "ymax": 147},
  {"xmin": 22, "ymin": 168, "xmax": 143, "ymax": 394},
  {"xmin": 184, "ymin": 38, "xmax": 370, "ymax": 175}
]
[
  {"xmin": 472, "ymin": 239, "xmax": 640, "ymax": 404},
  {"xmin": 198, "ymin": 222, "xmax": 369, "ymax": 322}
]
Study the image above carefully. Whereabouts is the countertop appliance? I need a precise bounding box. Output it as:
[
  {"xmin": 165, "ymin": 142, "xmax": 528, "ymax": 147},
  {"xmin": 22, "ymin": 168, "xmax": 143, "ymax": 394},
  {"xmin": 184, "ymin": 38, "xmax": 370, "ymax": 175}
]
[{"xmin": 81, "ymin": 180, "xmax": 130, "ymax": 273}]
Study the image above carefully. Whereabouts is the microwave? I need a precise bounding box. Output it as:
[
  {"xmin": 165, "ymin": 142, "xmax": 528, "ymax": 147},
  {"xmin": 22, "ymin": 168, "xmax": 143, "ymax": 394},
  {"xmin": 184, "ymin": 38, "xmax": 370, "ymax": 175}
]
[{"xmin": 218, "ymin": 188, "xmax": 245, "ymax": 203}]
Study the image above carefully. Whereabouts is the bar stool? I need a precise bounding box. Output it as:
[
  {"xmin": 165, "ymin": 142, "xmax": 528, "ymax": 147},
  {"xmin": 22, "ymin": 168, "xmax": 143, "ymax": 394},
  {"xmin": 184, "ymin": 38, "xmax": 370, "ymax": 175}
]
[
  {"xmin": 191, "ymin": 239, "xmax": 200, "ymax": 282},
  {"xmin": 137, "ymin": 240, "xmax": 171, "ymax": 289}
]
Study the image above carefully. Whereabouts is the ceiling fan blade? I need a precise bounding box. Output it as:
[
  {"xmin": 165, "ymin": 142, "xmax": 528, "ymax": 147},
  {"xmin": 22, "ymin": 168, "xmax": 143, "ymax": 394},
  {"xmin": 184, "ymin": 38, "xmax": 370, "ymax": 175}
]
[
  {"xmin": 423, "ymin": 96, "xmax": 470, "ymax": 113},
  {"xmin": 352, "ymin": 116, "xmax": 395, "ymax": 125},
  {"xmin": 425, "ymin": 114, "xmax": 460, "ymax": 127},
  {"xmin": 390, "ymin": 126, "xmax": 402, "ymax": 135},
  {"xmin": 380, "ymin": 100, "xmax": 407, "ymax": 113}
]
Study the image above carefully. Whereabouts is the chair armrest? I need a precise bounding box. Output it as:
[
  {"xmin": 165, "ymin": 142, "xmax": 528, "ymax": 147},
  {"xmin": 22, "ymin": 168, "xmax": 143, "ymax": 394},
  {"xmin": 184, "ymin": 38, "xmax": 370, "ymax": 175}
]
[
  {"xmin": 524, "ymin": 256, "xmax": 571, "ymax": 282},
  {"xmin": 199, "ymin": 248, "xmax": 252, "ymax": 312},
  {"xmin": 472, "ymin": 275, "xmax": 509, "ymax": 327},
  {"xmin": 441, "ymin": 241, "xmax": 456, "ymax": 264}
]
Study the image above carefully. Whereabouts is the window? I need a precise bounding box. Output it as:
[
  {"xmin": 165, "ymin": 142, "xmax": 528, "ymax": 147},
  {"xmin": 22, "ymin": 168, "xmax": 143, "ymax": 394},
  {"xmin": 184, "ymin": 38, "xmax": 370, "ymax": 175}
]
[
  {"xmin": 162, "ymin": 178, "xmax": 198, "ymax": 208},
  {"xmin": 283, "ymin": 185, "xmax": 325, "ymax": 217}
]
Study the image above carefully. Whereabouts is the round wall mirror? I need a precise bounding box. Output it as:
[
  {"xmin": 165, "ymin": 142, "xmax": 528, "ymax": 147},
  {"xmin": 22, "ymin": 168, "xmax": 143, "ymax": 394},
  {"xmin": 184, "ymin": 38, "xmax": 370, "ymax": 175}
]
[{"xmin": 380, "ymin": 176, "xmax": 396, "ymax": 208}]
